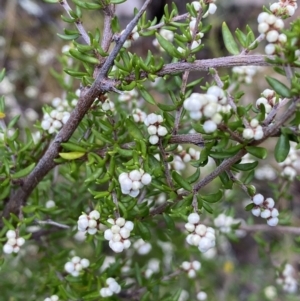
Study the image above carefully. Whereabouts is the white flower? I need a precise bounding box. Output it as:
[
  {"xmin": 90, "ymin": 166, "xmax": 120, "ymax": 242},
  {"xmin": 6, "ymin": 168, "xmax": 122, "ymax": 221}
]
[
  {"xmin": 203, "ymin": 120, "xmax": 217, "ymax": 133},
  {"xmin": 188, "ymin": 212, "xmax": 200, "ymax": 224}
]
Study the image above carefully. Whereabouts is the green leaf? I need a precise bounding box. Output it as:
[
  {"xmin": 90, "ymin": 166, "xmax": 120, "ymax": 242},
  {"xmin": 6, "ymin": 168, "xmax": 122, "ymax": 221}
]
[
  {"xmin": 163, "ymin": 213, "xmax": 175, "ymax": 230},
  {"xmin": 265, "ymin": 76, "xmax": 291, "ymax": 98},
  {"xmin": 186, "ymin": 168, "xmax": 200, "ymax": 184},
  {"xmin": 125, "ymin": 119, "xmax": 144, "ymax": 140},
  {"xmin": 136, "ymin": 220, "xmax": 151, "ymax": 240},
  {"xmin": 139, "ymin": 87, "xmax": 156, "ymax": 105},
  {"xmin": 274, "ymin": 134, "xmax": 290, "ymax": 162},
  {"xmin": 57, "ymin": 32, "xmax": 80, "ymax": 40},
  {"xmin": 172, "ymin": 171, "xmax": 192, "ymax": 191},
  {"xmin": 233, "ymin": 161, "xmax": 258, "ymax": 171},
  {"xmin": 219, "ymin": 171, "xmax": 233, "ymax": 189},
  {"xmin": 155, "ymin": 33, "xmax": 180, "ymax": 57},
  {"xmin": 245, "ymin": 203, "xmax": 254, "ymax": 211},
  {"xmin": 202, "ymin": 202, "xmax": 213, "ymax": 214},
  {"xmin": 0, "ymin": 68, "xmax": 5, "ymax": 82},
  {"xmin": 245, "ymin": 146, "xmax": 267, "ymax": 159},
  {"xmin": 69, "ymin": 49, "xmax": 99, "ymax": 64},
  {"xmin": 11, "ymin": 163, "xmax": 36, "ymax": 179},
  {"xmin": 222, "ymin": 22, "xmax": 240, "ymax": 55},
  {"xmin": 202, "ymin": 190, "xmax": 223, "ymax": 203},
  {"xmin": 59, "ymin": 152, "xmax": 85, "ymax": 160}
]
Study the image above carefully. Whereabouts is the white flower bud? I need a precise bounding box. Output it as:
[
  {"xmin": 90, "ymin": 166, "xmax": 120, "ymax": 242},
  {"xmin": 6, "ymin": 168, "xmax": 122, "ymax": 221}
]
[
  {"xmin": 141, "ymin": 173, "xmax": 152, "ymax": 185},
  {"xmin": 257, "ymin": 12, "xmax": 269, "ymax": 23},
  {"xmin": 124, "ymin": 221, "xmax": 134, "ymax": 231},
  {"xmin": 252, "ymin": 207, "xmax": 261, "ymax": 217},
  {"xmin": 265, "ymin": 198, "xmax": 275, "ymax": 208},
  {"xmin": 149, "ymin": 135, "xmax": 159, "ymax": 145},
  {"xmin": 116, "ymin": 217, "xmax": 126, "ymax": 227},
  {"xmin": 192, "ymin": 260, "xmax": 201, "ymax": 270},
  {"xmin": 195, "ymin": 224, "xmax": 207, "ymax": 236},
  {"xmin": 265, "ymin": 43, "xmax": 276, "ymax": 55},
  {"xmin": 104, "ymin": 229, "xmax": 113, "ymax": 240},
  {"xmin": 157, "ymin": 125, "xmax": 168, "ymax": 136},
  {"xmin": 258, "ymin": 22, "xmax": 269, "ymax": 34},
  {"xmin": 65, "ymin": 262, "xmax": 75, "ymax": 273},
  {"xmin": 120, "ymin": 227, "xmax": 130, "ymax": 239},
  {"xmin": 253, "ymin": 194, "xmax": 264, "ymax": 205},
  {"xmin": 181, "ymin": 261, "xmax": 191, "ymax": 270},
  {"xmin": 267, "ymin": 217, "xmax": 278, "ymax": 226},
  {"xmin": 6, "ymin": 230, "xmax": 16, "ymax": 239},
  {"xmin": 88, "ymin": 219, "xmax": 97, "ymax": 228},
  {"xmin": 148, "ymin": 125, "xmax": 157, "ymax": 135},
  {"xmin": 188, "ymin": 269, "xmax": 196, "ymax": 278},
  {"xmin": 89, "ymin": 210, "xmax": 100, "ymax": 220},
  {"xmin": 3, "ymin": 244, "xmax": 14, "ymax": 254},
  {"xmin": 123, "ymin": 239, "xmax": 131, "ymax": 249},
  {"xmin": 188, "ymin": 213, "xmax": 200, "ymax": 224},
  {"xmin": 191, "ymin": 234, "xmax": 201, "ymax": 246},
  {"xmin": 80, "ymin": 258, "xmax": 90, "ymax": 269},
  {"xmin": 197, "ymin": 291, "xmax": 208, "ymax": 301},
  {"xmin": 110, "ymin": 241, "xmax": 124, "ymax": 253},
  {"xmin": 243, "ymin": 128, "xmax": 254, "ymax": 139},
  {"xmin": 203, "ymin": 120, "xmax": 217, "ymax": 133},
  {"xmin": 129, "ymin": 170, "xmax": 142, "ymax": 181},
  {"xmin": 266, "ymin": 30, "xmax": 279, "ymax": 43},
  {"xmin": 261, "ymin": 209, "xmax": 271, "ymax": 219},
  {"xmin": 271, "ymin": 208, "xmax": 279, "ymax": 217},
  {"xmin": 16, "ymin": 237, "xmax": 25, "ymax": 246}
]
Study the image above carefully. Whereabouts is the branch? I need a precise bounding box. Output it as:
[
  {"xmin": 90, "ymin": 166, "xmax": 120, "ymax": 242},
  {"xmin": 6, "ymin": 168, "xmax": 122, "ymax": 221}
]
[
  {"xmin": 36, "ymin": 219, "xmax": 70, "ymax": 229},
  {"xmin": 0, "ymin": 0, "xmax": 153, "ymax": 228},
  {"xmin": 240, "ymin": 224, "xmax": 300, "ymax": 235},
  {"xmin": 59, "ymin": 0, "xmax": 90, "ymax": 45}
]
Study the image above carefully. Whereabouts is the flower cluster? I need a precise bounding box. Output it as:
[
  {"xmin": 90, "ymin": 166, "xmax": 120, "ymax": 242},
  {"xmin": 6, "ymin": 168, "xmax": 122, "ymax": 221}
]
[
  {"xmin": 41, "ymin": 97, "xmax": 72, "ymax": 134},
  {"xmin": 118, "ymin": 88, "xmax": 138, "ymax": 102},
  {"xmin": 101, "ymin": 99, "xmax": 115, "ymax": 112},
  {"xmin": 185, "ymin": 213, "xmax": 216, "ymax": 253},
  {"xmin": 64, "ymin": 256, "xmax": 90, "ymax": 277},
  {"xmin": 254, "ymin": 164, "xmax": 277, "ymax": 181},
  {"xmin": 242, "ymin": 119, "xmax": 264, "ymax": 140},
  {"xmin": 104, "ymin": 218, "xmax": 134, "ymax": 253},
  {"xmin": 183, "ymin": 86, "xmax": 228, "ymax": 133},
  {"xmin": 153, "ymin": 29, "xmax": 174, "ymax": 51},
  {"xmin": 132, "ymin": 108, "xmax": 147, "ymax": 123},
  {"xmin": 256, "ymin": 89, "xmax": 280, "ymax": 116},
  {"xmin": 119, "ymin": 169, "xmax": 152, "ymax": 197},
  {"xmin": 44, "ymin": 295, "xmax": 59, "ymax": 301},
  {"xmin": 99, "ymin": 278, "xmax": 121, "ymax": 298},
  {"xmin": 192, "ymin": 1, "xmax": 217, "ymax": 18},
  {"xmin": 133, "ymin": 238, "xmax": 152, "ymax": 255},
  {"xmin": 251, "ymin": 194, "xmax": 279, "ymax": 226},
  {"xmin": 279, "ymin": 142, "xmax": 300, "ymax": 181},
  {"xmin": 276, "ymin": 263, "xmax": 298, "ymax": 293},
  {"xmin": 181, "ymin": 260, "xmax": 201, "ymax": 278},
  {"xmin": 144, "ymin": 113, "xmax": 168, "ymax": 144},
  {"xmin": 270, "ymin": 0, "xmax": 298, "ymax": 17},
  {"xmin": 77, "ymin": 210, "xmax": 100, "ymax": 235},
  {"xmin": 257, "ymin": 12, "xmax": 286, "ymax": 55},
  {"xmin": 121, "ymin": 26, "xmax": 139, "ymax": 48},
  {"xmin": 145, "ymin": 258, "xmax": 160, "ymax": 278},
  {"xmin": 168, "ymin": 145, "xmax": 201, "ymax": 172},
  {"xmin": 3, "ymin": 230, "xmax": 25, "ymax": 254},
  {"xmin": 214, "ymin": 213, "xmax": 238, "ymax": 234},
  {"xmin": 232, "ymin": 66, "xmax": 259, "ymax": 84}
]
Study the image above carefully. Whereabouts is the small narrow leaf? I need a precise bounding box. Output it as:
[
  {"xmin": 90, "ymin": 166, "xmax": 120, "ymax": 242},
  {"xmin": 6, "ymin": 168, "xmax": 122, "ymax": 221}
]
[
  {"xmin": 125, "ymin": 119, "xmax": 144, "ymax": 139},
  {"xmin": 172, "ymin": 171, "xmax": 192, "ymax": 191},
  {"xmin": 266, "ymin": 76, "xmax": 291, "ymax": 98},
  {"xmin": 59, "ymin": 152, "xmax": 85, "ymax": 160},
  {"xmin": 139, "ymin": 88, "xmax": 156, "ymax": 105},
  {"xmin": 222, "ymin": 22, "xmax": 240, "ymax": 55},
  {"xmin": 11, "ymin": 163, "xmax": 36, "ymax": 179},
  {"xmin": 274, "ymin": 134, "xmax": 290, "ymax": 162},
  {"xmin": 245, "ymin": 146, "xmax": 267, "ymax": 159}
]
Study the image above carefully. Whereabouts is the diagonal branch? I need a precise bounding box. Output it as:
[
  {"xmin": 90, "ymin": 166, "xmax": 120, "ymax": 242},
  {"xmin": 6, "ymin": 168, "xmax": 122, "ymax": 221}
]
[{"xmin": 0, "ymin": 0, "xmax": 153, "ymax": 228}]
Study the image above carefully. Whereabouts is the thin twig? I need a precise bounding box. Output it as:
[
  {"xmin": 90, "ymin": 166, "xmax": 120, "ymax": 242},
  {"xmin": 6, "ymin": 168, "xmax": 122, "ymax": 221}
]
[
  {"xmin": 0, "ymin": 0, "xmax": 153, "ymax": 228},
  {"xmin": 147, "ymin": 13, "xmax": 189, "ymax": 31},
  {"xmin": 240, "ymin": 224, "xmax": 300, "ymax": 235},
  {"xmin": 173, "ymin": 9, "xmax": 203, "ymax": 134},
  {"xmin": 36, "ymin": 219, "xmax": 70, "ymax": 229},
  {"xmin": 59, "ymin": 0, "xmax": 90, "ymax": 45},
  {"xmin": 158, "ymin": 138, "xmax": 174, "ymax": 189},
  {"xmin": 240, "ymin": 33, "xmax": 265, "ymax": 55}
]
